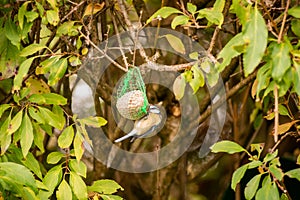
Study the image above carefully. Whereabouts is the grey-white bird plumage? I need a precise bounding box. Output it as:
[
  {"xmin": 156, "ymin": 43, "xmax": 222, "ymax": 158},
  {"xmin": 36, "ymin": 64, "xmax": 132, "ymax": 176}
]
[{"xmin": 114, "ymin": 105, "xmax": 164, "ymax": 143}]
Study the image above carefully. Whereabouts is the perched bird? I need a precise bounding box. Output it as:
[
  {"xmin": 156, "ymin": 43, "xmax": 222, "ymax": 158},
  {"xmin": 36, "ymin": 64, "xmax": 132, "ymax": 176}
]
[{"xmin": 114, "ymin": 105, "xmax": 164, "ymax": 143}]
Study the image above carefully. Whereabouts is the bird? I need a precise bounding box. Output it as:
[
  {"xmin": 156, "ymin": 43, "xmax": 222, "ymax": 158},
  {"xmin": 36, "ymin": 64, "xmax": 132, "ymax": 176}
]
[{"xmin": 114, "ymin": 105, "xmax": 164, "ymax": 143}]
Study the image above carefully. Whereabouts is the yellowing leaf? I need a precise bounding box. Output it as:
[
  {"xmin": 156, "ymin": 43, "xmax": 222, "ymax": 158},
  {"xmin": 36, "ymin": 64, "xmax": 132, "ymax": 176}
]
[
  {"xmin": 171, "ymin": 15, "xmax": 189, "ymax": 29},
  {"xmin": 69, "ymin": 172, "xmax": 87, "ymax": 199},
  {"xmin": 277, "ymin": 120, "xmax": 299, "ymax": 135},
  {"xmin": 88, "ymin": 179, "xmax": 124, "ymax": 194},
  {"xmin": 189, "ymin": 64, "xmax": 205, "ymax": 93},
  {"xmin": 74, "ymin": 132, "xmax": 84, "ymax": 162},
  {"xmin": 56, "ymin": 180, "xmax": 72, "ymax": 200},
  {"xmin": 83, "ymin": 2, "xmax": 105, "ymax": 18},
  {"xmin": 163, "ymin": 34, "xmax": 186, "ymax": 54},
  {"xmin": 13, "ymin": 57, "xmax": 35, "ymax": 92},
  {"xmin": 173, "ymin": 74, "xmax": 186, "ymax": 100},
  {"xmin": 8, "ymin": 109, "xmax": 23, "ymax": 135},
  {"xmin": 25, "ymin": 75, "xmax": 51, "ymax": 95},
  {"xmin": 47, "ymin": 151, "xmax": 64, "ymax": 164},
  {"xmin": 79, "ymin": 116, "xmax": 107, "ymax": 128},
  {"xmin": 20, "ymin": 44, "xmax": 47, "ymax": 57},
  {"xmin": 46, "ymin": 10, "xmax": 59, "ymax": 26},
  {"xmin": 58, "ymin": 126, "xmax": 74, "ymax": 148}
]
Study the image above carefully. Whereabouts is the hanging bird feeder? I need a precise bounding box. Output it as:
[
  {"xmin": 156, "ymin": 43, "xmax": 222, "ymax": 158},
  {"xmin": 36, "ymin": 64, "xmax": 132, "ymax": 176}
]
[{"xmin": 116, "ymin": 67, "xmax": 149, "ymax": 120}]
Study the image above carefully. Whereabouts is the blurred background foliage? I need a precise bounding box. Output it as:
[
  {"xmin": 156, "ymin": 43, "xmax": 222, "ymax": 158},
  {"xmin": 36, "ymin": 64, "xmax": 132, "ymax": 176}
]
[{"xmin": 0, "ymin": 0, "xmax": 300, "ymax": 199}]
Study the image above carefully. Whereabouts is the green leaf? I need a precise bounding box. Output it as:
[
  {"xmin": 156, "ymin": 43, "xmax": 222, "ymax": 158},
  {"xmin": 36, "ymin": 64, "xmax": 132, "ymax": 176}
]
[
  {"xmin": 187, "ymin": 3, "xmax": 197, "ymax": 14},
  {"xmin": 248, "ymin": 160, "xmax": 263, "ymax": 169},
  {"xmin": 297, "ymin": 154, "xmax": 300, "ymax": 165},
  {"xmin": 0, "ymin": 104, "xmax": 11, "ymax": 118},
  {"xmin": 69, "ymin": 172, "xmax": 87, "ymax": 200},
  {"xmin": 79, "ymin": 116, "xmax": 107, "ymax": 128},
  {"xmin": 8, "ymin": 109, "xmax": 23, "ymax": 135},
  {"xmin": 13, "ymin": 57, "xmax": 35, "ymax": 92},
  {"xmin": 32, "ymin": 122, "xmax": 46, "ymax": 153},
  {"xmin": 22, "ymin": 152, "xmax": 43, "ymax": 180},
  {"xmin": 58, "ymin": 126, "xmax": 74, "ymax": 148},
  {"xmin": 256, "ymin": 61, "xmax": 272, "ymax": 98},
  {"xmin": 43, "ymin": 165, "xmax": 62, "ymax": 194},
  {"xmin": 216, "ymin": 33, "xmax": 245, "ymax": 72},
  {"xmin": 69, "ymin": 159, "xmax": 87, "ymax": 178},
  {"xmin": 197, "ymin": 8, "xmax": 224, "ymax": 27},
  {"xmin": 263, "ymin": 149, "xmax": 278, "ymax": 163},
  {"xmin": 256, "ymin": 176, "xmax": 280, "ymax": 200},
  {"xmin": 4, "ymin": 19, "xmax": 21, "ymax": 49},
  {"xmin": 230, "ymin": 0, "xmax": 250, "ymax": 26},
  {"xmin": 269, "ymin": 165, "xmax": 284, "ymax": 181},
  {"xmin": 291, "ymin": 19, "xmax": 300, "ymax": 37},
  {"xmin": 173, "ymin": 74, "xmax": 186, "ymax": 100},
  {"xmin": 38, "ymin": 106, "xmax": 64, "ymax": 130},
  {"xmin": 293, "ymin": 60, "xmax": 300, "ymax": 96},
  {"xmin": 285, "ymin": 168, "xmax": 300, "ymax": 181},
  {"xmin": 271, "ymin": 42, "xmax": 291, "ymax": 81},
  {"xmin": 48, "ymin": 58, "xmax": 68, "ymax": 86},
  {"xmin": 74, "ymin": 132, "xmax": 85, "ymax": 162},
  {"xmin": 47, "ymin": 0, "xmax": 57, "ymax": 9},
  {"xmin": 25, "ymin": 11, "xmax": 39, "ymax": 22},
  {"xmin": 189, "ymin": 52, "xmax": 198, "ymax": 60},
  {"xmin": 231, "ymin": 164, "xmax": 249, "ymax": 190},
  {"xmin": 288, "ymin": 6, "xmax": 300, "ymax": 18},
  {"xmin": 18, "ymin": 2, "xmax": 29, "ymax": 29},
  {"xmin": 20, "ymin": 112, "xmax": 34, "ymax": 157},
  {"xmin": 47, "ymin": 151, "xmax": 64, "ymax": 164},
  {"xmin": 189, "ymin": 64, "xmax": 205, "ymax": 93},
  {"xmin": 100, "ymin": 194, "xmax": 123, "ymax": 200},
  {"xmin": 88, "ymin": 179, "xmax": 124, "ymax": 194},
  {"xmin": 46, "ymin": 10, "xmax": 59, "ymax": 26},
  {"xmin": 0, "ymin": 162, "xmax": 37, "ymax": 192},
  {"xmin": 171, "ymin": 15, "xmax": 189, "ymax": 29},
  {"xmin": 163, "ymin": 34, "xmax": 186, "ymax": 54},
  {"xmin": 245, "ymin": 174, "xmax": 262, "ymax": 200},
  {"xmin": 250, "ymin": 143, "xmax": 264, "ymax": 155},
  {"xmin": 210, "ymin": 140, "xmax": 247, "ymax": 154},
  {"xmin": 20, "ymin": 44, "xmax": 47, "ymax": 57},
  {"xmin": 52, "ymin": 105, "xmax": 66, "ymax": 128},
  {"xmin": 57, "ymin": 21, "xmax": 75, "ymax": 36},
  {"xmin": 243, "ymin": 7, "xmax": 268, "ymax": 76},
  {"xmin": 278, "ymin": 104, "xmax": 291, "ymax": 118},
  {"xmin": 28, "ymin": 107, "xmax": 45, "ymax": 124},
  {"xmin": 213, "ymin": 0, "xmax": 225, "ymax": 13},
  {"xmin": 28, "ymin": 93, "xmax": 67, "ymax": 105},
  {"xmin": 0, "ymin": 114, "xmax": 12, "ymax": 155},
  {"xmin": 146, "ymin": 7, "xmax": 182, "ymax": 24},
  {"xmin": 36, "ymin": 56, "xmax": 62, "ymax": 75},
  {"xmin": 56, "ymin": 180, "xmax": 72, "ymax": 200}
]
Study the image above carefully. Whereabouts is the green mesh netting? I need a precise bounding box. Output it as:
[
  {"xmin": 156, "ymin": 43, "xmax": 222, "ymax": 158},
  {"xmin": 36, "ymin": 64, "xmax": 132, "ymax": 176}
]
[{"xmin": 116, "ymin": 67, "xmax": 149, "ymax": 120}]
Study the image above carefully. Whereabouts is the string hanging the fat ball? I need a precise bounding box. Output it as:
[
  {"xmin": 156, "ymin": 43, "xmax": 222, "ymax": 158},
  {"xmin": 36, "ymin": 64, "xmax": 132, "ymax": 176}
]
[{"xmin": 116, "ymin": 67, "xmax": 149, "ymax": 120}]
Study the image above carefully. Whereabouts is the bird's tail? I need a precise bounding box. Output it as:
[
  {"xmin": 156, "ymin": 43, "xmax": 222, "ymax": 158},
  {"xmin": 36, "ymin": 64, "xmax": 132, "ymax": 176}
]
[{"xmin": 114, "ymin": 131, "xmax": 136, "ymax": 143}]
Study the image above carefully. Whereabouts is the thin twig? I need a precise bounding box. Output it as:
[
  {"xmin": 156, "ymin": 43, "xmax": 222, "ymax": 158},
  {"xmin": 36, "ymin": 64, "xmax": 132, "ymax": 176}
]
[
  {"xmin": 207, "ymin": 27, "xmax": 220, "ymax": 54},
  {"xmin": 79, "ymin": 29, "xmax": 127, "ymax": 72},
  {"xmin": 116, "ymin": 0, "xmax": 149, "ymax": 62},
  {"xmin": 277, "ymin": 0, "xmax": 290, "ymax": 43},
  {"xmin": 110, "ymin": 6, "xmax": 129, "ymax": 69},
  {"xmin": 140, "ymin": 60, "xmax": 197, "ymax": 71},
  {"xmin": 274, "ymin": 85, "xmax": 279, "ymax": 142},
  {"xmin": 61, "ymin": 1, "xmax": 85, "ymax": 22}
]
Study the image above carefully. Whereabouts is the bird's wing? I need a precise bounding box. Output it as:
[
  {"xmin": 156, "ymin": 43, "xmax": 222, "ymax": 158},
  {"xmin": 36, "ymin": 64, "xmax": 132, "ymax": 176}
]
[{"xmin": 114, "ymin": 130, "xmax": 137, "ymax": 143}]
